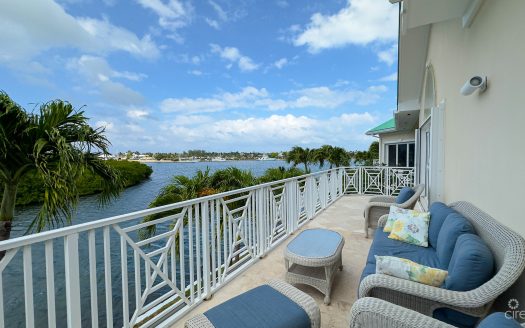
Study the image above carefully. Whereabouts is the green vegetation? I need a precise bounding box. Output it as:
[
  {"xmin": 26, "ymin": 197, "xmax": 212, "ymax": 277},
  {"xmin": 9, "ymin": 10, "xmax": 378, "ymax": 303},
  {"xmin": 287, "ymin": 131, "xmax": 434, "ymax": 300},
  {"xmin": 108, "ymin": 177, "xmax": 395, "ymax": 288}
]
[
  {"xmin": 10, "ymin": 160, "xmax": 152, "ymax": 206},
  {"xmin": 285, "ymin": 145, "xmax": 351, "ymax": 173},
  {"xmin": 0, "ymin": 91, "xmax": 124, "ymax": 239},
  {"xmin": 350, "ymin": 141, "xmax": 379, "ymax": 166}
]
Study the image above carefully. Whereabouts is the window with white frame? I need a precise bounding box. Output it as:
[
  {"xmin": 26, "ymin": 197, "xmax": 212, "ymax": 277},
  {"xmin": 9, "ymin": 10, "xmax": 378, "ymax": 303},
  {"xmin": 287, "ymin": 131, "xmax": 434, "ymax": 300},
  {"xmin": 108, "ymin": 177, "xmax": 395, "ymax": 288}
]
[{"xmin": 386, "ymin": 142, "xmax": 415, "ymax": 167}]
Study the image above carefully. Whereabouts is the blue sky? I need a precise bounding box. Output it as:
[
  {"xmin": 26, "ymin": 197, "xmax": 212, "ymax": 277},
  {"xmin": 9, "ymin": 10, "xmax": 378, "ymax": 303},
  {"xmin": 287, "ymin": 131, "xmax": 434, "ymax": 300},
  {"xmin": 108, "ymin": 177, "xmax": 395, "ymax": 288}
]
[{"xmin": 0, "ymin": 0, "xmax": 399, "ymax": 153}]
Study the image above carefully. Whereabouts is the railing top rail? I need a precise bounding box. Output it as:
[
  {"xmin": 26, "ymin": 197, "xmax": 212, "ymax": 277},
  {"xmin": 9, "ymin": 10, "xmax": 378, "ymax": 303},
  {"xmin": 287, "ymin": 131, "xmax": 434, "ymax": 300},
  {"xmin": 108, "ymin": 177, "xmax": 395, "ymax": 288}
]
[{"xmin": 0, "ymin": 167, "xmax": 345, "ymax": 251}]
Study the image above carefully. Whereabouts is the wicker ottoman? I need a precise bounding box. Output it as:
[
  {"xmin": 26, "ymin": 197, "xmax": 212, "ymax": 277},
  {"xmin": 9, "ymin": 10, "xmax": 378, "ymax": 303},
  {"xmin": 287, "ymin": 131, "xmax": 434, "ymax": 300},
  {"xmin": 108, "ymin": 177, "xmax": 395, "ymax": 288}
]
[
  {"xmin": 185, "ymin": 280, "xmax": 320, "ymax": 328},
  {"xmin": 284, "ymin": 228, "xmax": 344, "ymax": 305}
]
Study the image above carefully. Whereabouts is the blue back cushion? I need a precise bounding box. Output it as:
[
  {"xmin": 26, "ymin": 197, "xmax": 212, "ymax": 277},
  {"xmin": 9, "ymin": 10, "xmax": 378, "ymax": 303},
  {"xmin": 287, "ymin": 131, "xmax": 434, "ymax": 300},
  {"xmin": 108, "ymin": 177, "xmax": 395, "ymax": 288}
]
[
  {"xmin": 436, "ymin": 213, "xmax": 475, "ymax": 267},
  {"xmin": 396, "ymin": 187, "xmax": 415, "ymax": 204},
  {"xmin": 478, "ymin": 312, "xmax": 523, "ymax": 328},
  {"xmin": 445, "ymin": 234, "xmax": 494, "ymax": 291},
  {"xmin": 204, "ymin": 285, "xmax": 310, "ymax": 328},
  {"xmin": 428, "ymin": 202, "xmax": 457, "ymax": 248}
]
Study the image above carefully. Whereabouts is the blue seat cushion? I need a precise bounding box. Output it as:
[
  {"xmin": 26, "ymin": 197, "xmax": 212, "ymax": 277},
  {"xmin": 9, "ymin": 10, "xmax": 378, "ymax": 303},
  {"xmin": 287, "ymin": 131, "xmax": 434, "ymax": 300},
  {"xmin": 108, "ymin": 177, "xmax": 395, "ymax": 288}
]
[
  {"xmin": 478, "ymin": 312, "xmax": 523, "ymax": 328},
  {"xmin": 436, "ymin": 213, "xmax": 475, "ymax": 267},
  {"xmin": 445, "ymin": 234, "xmax": 494, "ymax": 291},
  {"xmin": 428, "ymin": 202, "xmax": 457, "ymax": 248},
  {"xmin": 204, "ymin": 285, "xmax": 310, "ymax": 328},
  {"xmin": 396, "ymin": 187, "xmax": 415, "ymax": 204},
  {"xmin": 360, "ymin": 229, "xmax": 444, "ymax": 283}
]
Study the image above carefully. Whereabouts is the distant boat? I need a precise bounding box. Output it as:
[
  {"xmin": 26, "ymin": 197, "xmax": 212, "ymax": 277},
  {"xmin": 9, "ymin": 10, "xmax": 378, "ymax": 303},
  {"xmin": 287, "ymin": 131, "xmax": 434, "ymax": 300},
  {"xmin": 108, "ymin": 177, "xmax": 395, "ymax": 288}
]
[
  {"xmin": 211, "ymin": 157, "xmax": 227, "ymax": 162},
  {"xmin": 258, "ymin": 154, "xmax": 277, "ymax": 161},
  {"xmin": 178, "ymin": 156, "xmax": 200, "ymax": 163}
]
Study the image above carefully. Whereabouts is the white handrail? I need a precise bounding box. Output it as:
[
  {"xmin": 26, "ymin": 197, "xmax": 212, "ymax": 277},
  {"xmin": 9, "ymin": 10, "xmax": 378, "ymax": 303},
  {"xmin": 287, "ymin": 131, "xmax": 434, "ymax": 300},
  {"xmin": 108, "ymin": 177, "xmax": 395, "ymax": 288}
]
[{"xmin": 0, "ymin": 166, "xmax": 414, "ymax": 327}]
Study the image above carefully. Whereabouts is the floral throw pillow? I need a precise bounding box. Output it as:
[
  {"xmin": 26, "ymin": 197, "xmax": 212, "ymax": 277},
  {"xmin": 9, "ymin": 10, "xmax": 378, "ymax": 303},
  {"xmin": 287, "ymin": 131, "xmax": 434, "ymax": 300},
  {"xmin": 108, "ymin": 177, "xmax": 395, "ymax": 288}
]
[
  {"xmin": 388, "ymin": 211, "xmax": 430, "ymax": 247},
  {"xmin": 384, "ymin": 206, "xmax": 427, "ymax": 233},
  {"xmin": 375, "ymin": 255, "xmax": 448, "ymax": 287}
]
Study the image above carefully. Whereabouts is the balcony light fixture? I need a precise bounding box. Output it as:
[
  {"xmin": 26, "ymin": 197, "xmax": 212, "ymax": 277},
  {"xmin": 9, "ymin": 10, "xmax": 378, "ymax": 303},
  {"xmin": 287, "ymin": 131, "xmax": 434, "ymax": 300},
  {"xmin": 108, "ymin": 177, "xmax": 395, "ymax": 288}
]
[{"xmin": 460, "ymin": 76, "xmax": 487, "ymax": 96}]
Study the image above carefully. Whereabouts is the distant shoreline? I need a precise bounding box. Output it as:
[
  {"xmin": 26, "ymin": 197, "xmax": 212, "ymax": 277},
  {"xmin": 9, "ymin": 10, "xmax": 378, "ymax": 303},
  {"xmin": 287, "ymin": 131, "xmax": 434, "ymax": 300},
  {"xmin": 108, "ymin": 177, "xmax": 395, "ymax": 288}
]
[{"xmin": 131, "ymin": 159, "xmax": 281, "ymax": 163}]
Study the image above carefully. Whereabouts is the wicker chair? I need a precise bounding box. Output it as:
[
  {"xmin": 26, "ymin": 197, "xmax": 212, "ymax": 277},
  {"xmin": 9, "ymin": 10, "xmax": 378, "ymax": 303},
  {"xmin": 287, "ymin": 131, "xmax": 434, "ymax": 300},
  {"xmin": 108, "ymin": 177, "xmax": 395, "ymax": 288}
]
[
  {"xmin": 359, "ymin": 201, "xmax": 525, "ymax": 323},
  {"xmin": 349, "ymin": 298, "xmax": 525, "ymax": 328},
  {"xmin": 363, "ymin": 184, "xmax": 424, "ymax": 238}
]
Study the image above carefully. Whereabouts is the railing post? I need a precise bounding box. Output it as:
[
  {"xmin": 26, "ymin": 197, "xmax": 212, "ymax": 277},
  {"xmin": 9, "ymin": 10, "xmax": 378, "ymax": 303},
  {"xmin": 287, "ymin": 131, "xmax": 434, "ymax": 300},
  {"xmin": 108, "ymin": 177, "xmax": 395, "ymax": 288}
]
[
  {"xmin": 255, "ymin": 187, "xmax": 266, "ymax": 257},
  {"xmin": 64, "ymin": 233, "xmax": 81, "ymax": 328},
  {"xmin": 201, "ymin": 201, "xmax": 212, "ymax": 300},
  {"xmin": 305, "ymin": 176, "xmax": 314, "ymax": 219},
  {"xmin": 359, "ymin": 167, "xmax": 363, "ymax": 194},
  {"xmin": 385, "ymin": 167, "xmax": 390, "ymax": 196}
]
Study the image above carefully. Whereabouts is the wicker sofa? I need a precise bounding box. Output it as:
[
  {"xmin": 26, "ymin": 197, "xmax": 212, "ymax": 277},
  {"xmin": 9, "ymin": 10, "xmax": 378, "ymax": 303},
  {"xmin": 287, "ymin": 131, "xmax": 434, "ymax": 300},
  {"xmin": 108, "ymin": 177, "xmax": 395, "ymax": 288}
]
[
  {"xmin": 358, "ymin": 201, "xmax": 525, "ymax": 327},
  {"xmin": 363, "ymin": 184, "xmax": 424, "ymax": 238},
  {"xmin": 349, "ymin": 298, "xmax": 525, "ymax": 328}
]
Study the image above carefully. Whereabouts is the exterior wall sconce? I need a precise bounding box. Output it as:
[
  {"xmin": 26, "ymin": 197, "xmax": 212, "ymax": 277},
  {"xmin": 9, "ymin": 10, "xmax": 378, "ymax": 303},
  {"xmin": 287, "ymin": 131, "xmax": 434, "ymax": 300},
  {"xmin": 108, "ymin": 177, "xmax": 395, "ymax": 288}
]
[{"xmin": 460, "ymin": 76, "xmax": 487, "ymax": 95}]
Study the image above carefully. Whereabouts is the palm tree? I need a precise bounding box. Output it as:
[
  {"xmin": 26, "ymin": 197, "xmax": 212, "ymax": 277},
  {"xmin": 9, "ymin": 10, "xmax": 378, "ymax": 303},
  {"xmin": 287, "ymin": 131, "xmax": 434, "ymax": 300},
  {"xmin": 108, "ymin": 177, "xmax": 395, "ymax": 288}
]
[
  {"xmin": 285, "ymin": 146, "xmax": 315, "ymax": 173},
  {"xmin": 0, "ymin": 92, "xmax": 123, "ymax": 240},
  {"xmin": 210, "ymin": 167, "xmax": 256, "ymax": 191},
  {"xmin": 313, "ymin": 145, "xmax": 333, "ymax": 168},
  {"xmin": 258, "ymin": 166, "xmax": 304, "ymax": 183},
  {"xmin": 326, "ymin": 146, "xmax": 350, "ymax": 168}
]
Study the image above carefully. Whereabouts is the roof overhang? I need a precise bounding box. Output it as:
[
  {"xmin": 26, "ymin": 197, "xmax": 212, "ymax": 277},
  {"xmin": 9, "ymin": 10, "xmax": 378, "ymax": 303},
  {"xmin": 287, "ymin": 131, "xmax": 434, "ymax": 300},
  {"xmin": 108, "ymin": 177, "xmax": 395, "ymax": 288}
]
[{"xmin": 395, "ymin": 0, "xmax": 484, "ymax": 112}]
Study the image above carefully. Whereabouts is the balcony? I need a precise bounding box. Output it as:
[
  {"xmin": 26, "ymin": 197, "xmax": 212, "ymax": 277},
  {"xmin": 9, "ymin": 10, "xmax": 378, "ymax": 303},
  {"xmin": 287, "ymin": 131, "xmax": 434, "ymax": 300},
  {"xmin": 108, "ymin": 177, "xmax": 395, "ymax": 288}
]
[{"xmin": 0, "ymin": 166, "xmax": 414, "ymax": 328}]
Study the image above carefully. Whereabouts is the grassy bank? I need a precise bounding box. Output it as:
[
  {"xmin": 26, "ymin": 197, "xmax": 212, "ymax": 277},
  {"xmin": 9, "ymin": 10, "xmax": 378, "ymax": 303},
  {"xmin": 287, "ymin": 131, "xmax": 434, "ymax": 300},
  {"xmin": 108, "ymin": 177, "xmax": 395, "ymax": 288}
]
[{"xmin": 7, "ymin": 160, "xmax": 153, "ymax": 206}]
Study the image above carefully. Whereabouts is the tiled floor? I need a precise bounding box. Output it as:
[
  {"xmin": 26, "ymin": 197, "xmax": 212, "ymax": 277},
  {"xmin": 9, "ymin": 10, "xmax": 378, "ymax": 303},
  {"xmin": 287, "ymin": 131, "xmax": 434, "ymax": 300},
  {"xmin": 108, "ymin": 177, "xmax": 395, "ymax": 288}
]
[{"xmin": 172, "ymin": 195, "xmax": 373, "ymax": 328}]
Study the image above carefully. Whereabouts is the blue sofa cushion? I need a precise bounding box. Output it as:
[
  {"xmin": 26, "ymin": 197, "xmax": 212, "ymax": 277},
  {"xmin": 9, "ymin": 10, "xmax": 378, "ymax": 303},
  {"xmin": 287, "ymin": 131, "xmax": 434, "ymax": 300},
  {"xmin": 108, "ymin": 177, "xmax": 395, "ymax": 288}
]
[
  {"xmin": 428, "ymin": 202, "xmax": 457, "ymax": 248},
  {"xmin": 445, "ymin": 234, "xmax": 494, "ymax": 291},
  {"xmin": 478, "ymin": 312, "xmax": 523, "ymax": 328},
  {"xmin": 360, "ymin": 229, "xmax": 444, "ymax": 283},
  {"xmin": 396, "ymin": 187, "xmax": 415, "ymax": 204},
  {"xmin": 204, "ymin": 285, "xmax": 310, "ymax": 328},
  {"xmin": 436, "ymin": 213, "xmax": 475, "ymax": 267}
]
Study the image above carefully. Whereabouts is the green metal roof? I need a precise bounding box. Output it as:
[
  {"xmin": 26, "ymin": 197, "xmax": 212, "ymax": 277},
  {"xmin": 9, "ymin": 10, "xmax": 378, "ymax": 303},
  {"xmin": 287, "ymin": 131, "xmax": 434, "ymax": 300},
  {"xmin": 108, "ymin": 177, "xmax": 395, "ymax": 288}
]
[{"xmin": 366, "ymin": 118, "xmax": 396, "ymax": 135}]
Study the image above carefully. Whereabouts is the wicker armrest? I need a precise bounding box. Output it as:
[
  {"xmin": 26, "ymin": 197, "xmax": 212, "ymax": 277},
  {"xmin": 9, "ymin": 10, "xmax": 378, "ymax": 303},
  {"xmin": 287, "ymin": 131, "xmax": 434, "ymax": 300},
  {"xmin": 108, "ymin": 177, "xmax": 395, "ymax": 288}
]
[
  {"xmin": 377, "ymin": 214, "xmax": 389, "ymax": 227},
  {"xmin": 349, "ymin": 297, "xmax": 454, "ymax": 328},
  {"xmin": 359, "ymin": 274, "xmax": 493, "ymax": 311},
  {"xmin": 368, "ymin": 195, "xmax": 396, "ymax": 203}
]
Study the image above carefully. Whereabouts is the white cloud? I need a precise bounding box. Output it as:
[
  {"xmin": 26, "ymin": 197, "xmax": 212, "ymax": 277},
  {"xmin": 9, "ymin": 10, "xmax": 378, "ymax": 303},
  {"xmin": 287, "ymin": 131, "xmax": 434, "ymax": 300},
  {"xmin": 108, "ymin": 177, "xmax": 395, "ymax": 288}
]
[
  {"xmin": 160, "ymin": 84, "xmax": 387, "ymax": 114},
  {"xmin": 136, "ymin": 0, "xmax": 193, "ymax": 33},
  {"xmin": 377, "ymin": 44, "xmax": 397, "ymax": 66},
  {"xmin": 210, "ymin": 44, "xmax": 259, "ymax": 72},
  {"xmin": 127, "ymin": 108, "xmax": 150, "ymax": 118},
  {"xmin": 188, "ymin": 69, "xmax": 203, "ymax": 76},
  {"xmin": 0, "ymin": 0, "xmax": 159, "ymax": 64},
  {"xmin": 208, "ymin": 1, "xmax": 228, "ymax": 21},
  {"xmin": 378, "ymin": 72, "xmax": 397, "ymax": 82},
  {"xmin": 274, "ymin": 58, "xmax": 288, "ymax": 69},
  {"xmin": 67, "ymin": 55, "xmax": 144, "ymax": 105},
  {"xmin": 95, "ymin": 120, "xmax": 115, "ymax": 131},
  {"xmin": 205, "ymin": 18, "xmax": 220, "ymax": 29},
  {"xmin": 162, "ymin": 112, "xmax": 376, "ymax": 150},
  {"xmin": 276, "ymin": 0, "xmax": 289, "ymax": 8},
  {"xmin": 293, "ymin": 0, "xmax": 398, "ymax": 53}
]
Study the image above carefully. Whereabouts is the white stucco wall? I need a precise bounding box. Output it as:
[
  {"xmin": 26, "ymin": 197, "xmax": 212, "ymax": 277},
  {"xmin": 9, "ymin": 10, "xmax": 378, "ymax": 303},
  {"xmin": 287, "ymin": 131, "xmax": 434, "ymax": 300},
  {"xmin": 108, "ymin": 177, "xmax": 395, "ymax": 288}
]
[
  {"xmin": 378, "ymin": 131, "xmax": 415, "ymax": 165},
  {"xmin": 425, "ymin": 0, "xmax": 525, "ymax": 238},
  {"xmin": 423, "ymin": 0, "xmax": 525, "ymax": 309}
]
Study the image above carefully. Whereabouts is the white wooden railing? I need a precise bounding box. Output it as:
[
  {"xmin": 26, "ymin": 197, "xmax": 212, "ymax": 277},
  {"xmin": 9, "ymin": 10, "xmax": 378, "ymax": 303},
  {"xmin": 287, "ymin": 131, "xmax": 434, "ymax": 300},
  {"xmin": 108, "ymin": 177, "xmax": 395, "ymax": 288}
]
[
  {"xmin": 342, "ymin": 166, "xmax": 415, "ymax": 196},
  {"xmin": 0, "ymin": 166, "xmax": 414, "ymax": 328}
]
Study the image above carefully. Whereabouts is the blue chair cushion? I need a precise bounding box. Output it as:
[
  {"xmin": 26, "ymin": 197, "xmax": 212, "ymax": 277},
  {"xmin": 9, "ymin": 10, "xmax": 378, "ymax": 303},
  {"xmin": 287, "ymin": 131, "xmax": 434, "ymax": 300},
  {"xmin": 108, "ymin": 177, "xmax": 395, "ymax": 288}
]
[
  {"xmin": 204, "ymin": 285, "xmax": 310, "ymax": 328},
  {"xmin": 436, "ymin": 213, "xmax": 475, "ymax": 267},
  {"xmin": 428, "ymin": 202, "xmax": 458, "ymax": 248},
  {"xmin": 445, "ymin": 234, "xmax": 494, "ymax": 291},
  {"xmin": 396, "ymin": 187, "xmax": 415, "ymax": 204},
  {"xmin": 478, "ymin": 312, "xmax": 523, "ymax": 328},
  {"xmin": 360, "ymin": 229, "xmax": 444, "ymax": 283}
]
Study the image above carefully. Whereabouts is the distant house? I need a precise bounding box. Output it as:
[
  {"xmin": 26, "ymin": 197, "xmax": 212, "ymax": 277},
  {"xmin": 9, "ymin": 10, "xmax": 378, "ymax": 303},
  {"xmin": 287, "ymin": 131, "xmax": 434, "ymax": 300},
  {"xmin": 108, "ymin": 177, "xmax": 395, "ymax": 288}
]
[{"xmin": 366, "ymin": 117, "xmax": 416, "ymax": 167}]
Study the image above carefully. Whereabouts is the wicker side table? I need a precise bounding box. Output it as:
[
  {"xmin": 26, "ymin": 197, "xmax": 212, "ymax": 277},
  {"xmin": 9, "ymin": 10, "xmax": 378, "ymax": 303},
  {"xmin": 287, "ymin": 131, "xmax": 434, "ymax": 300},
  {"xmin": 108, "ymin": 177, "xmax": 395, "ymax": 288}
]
[{"xmin": 284, "ymin": 228, "xmax": 344, "ymax": 305}]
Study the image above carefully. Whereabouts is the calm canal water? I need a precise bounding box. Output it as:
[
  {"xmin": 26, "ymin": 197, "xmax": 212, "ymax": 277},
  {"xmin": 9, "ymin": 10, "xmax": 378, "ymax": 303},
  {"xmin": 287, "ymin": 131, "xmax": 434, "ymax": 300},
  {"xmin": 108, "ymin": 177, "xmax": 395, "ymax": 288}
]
[{"xmin": 6, "ymin": 161, "xmax": 311, "ymax": 327}]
